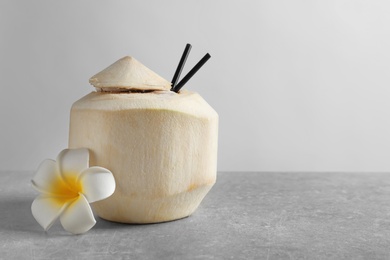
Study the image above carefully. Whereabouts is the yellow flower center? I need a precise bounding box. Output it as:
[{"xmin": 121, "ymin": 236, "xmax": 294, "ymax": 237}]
[{"xmin": 49, "ymin": 172, "xmax": 83, "ymax": 206}]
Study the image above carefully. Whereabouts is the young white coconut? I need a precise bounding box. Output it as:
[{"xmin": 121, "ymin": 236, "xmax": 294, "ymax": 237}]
[{"xmin": 69, "ymin": 56, "xmax": 218, "ymax": 223}]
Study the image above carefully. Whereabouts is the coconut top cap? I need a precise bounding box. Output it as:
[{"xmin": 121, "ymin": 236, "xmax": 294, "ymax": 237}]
[{"xmin": 89, "ymin": 56, "xmax": 171, "ymax": 91}]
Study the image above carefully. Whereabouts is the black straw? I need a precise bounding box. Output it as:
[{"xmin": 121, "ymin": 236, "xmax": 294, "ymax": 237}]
[
  {"xmin": 171, "ymin": 43, "xmax": 192, "ymax": 90},
  {"xmin": 172, "ymin": 53, "xmax": 211, "ymax": 93}
]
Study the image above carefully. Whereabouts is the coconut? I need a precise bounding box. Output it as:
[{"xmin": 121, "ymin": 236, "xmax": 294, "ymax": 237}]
[{"xmin": 69, "ymin": 56, "xmax": 218, "ymax": 223}]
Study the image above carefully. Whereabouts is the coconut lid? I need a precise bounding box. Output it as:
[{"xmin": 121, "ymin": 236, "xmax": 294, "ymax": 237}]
[{"xmin": 89, "ymin": 56, "xmax": 171, "ymax": 91}]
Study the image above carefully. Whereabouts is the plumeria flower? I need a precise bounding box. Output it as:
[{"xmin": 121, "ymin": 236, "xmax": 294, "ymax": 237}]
[{"xmin": 31, "ymin": 148, "xmax": 116, "ymax": 234}]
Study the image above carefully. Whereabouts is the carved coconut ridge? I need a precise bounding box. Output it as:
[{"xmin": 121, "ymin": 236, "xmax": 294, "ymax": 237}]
[{"xmin": 89, "ymin": 56, "xmax": 171, "ymax": 92}]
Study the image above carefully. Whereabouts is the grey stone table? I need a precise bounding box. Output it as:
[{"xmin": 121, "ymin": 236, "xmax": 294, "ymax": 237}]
[{"xmin": 1, "ymin": 171, "xmax": 390, "ymax": 259}]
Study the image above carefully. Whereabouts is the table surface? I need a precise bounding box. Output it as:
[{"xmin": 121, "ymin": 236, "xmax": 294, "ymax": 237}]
[{"xmin": 1, "ymin": 171, "xmax": 390, "ymax": 260}]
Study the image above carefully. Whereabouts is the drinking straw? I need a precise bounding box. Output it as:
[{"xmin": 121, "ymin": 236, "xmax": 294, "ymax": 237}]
[
  {"xmin": 171, "ymin": 43, "xmax": 192, "ymax": 90},
  {"xmin": 173, "ymin": 53, "xmax": 211, "ymax": 93}
]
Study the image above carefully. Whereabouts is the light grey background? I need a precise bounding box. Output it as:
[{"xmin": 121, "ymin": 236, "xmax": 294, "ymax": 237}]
[{"xmin": 1, "ymin": 1, "xmax": 390, "ymax": 172}]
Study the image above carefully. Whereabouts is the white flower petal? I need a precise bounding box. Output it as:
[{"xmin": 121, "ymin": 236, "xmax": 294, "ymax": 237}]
[
  {"xmin": 31, "ymin": 159, "xmax": 60, "ymax": 194},
  {"xmin": 31, "ymin": 195, "xmax": 70, "ymax": 231},
  {"xmin": 57, "ymin": 148, "xmax": 89, "ymax": 183},
  {"xmin": 79, "ymin": 166, "xmax": 116, "ymax": 203},
  {"xmin": 60, "ymin": 194, "xmax": 96, "ymax": 234}
]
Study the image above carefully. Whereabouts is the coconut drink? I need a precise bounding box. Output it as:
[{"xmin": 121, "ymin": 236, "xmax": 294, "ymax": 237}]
[{"xmin": 68, "ymin": 47, "xmax": 218, "ymax": 223}]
